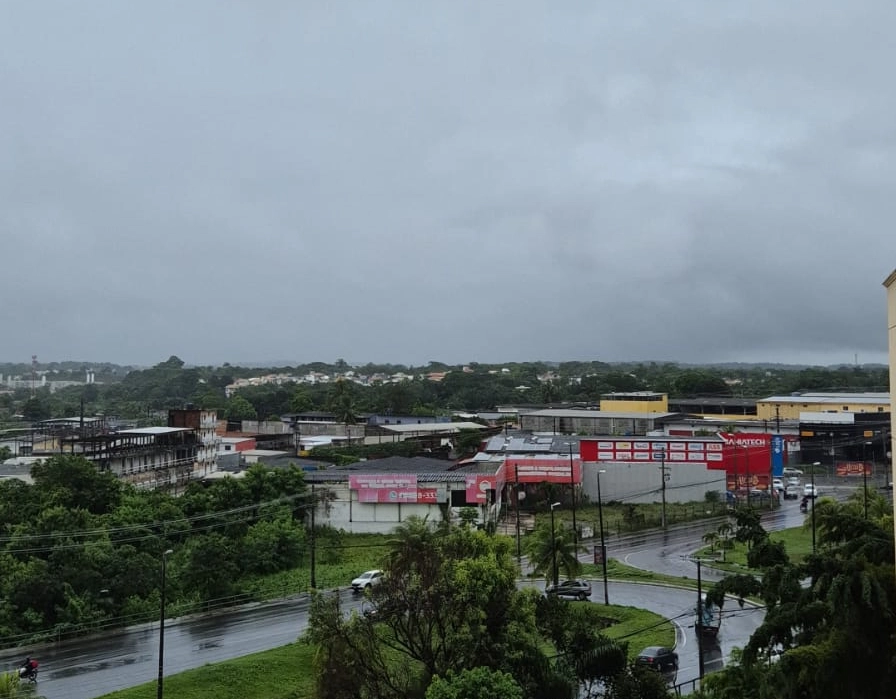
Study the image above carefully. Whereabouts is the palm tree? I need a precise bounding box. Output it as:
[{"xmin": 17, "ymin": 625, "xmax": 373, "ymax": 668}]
[
  {"xmin": 526, "ymin": 520, "xmax": 585, "ymax": 581},
  {"xmin": 702, "ymin": 531, "xmax": 719, "ymax": 553}
]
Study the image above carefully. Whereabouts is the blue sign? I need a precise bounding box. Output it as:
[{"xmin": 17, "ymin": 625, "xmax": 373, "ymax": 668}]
[{"xmin": 771, "ymin": 435, "xmax": 784, "ymax": 477}]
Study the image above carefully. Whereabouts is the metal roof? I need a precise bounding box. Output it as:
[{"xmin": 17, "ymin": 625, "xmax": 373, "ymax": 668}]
[
  {"xmin": 117, "ymin": 427, "xmax": 192, "ymax": 435},
  {"xmin": 379, "ymin": 421, "xmax": 489, "ymax": 433},
  {"xmin": 760, "ymin": 393, "xmax": 890, "ymax": 405},
  {"xmin": 521, "ymin": 409, "xmax": 678, "ymax": 419}
]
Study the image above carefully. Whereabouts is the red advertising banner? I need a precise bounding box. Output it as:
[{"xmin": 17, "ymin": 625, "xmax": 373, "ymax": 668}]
[
  {"xmin": 465, "ymin": 474, "xmax": 497, "ymax": 503},
  {"xmin": 505, "ymin": 458, "xmax": 582, "ymax": 484},
  {"xmin": 836, "ymin": 461, "xmax": 871, "ymax": 477},
  {"xmin": 417, "ymin": 488, "xmax": 439, "ymax": 503},
  {"xmin": 349, "ymin": 474, "xmax": 418, "ymax": 503},
  {"xmin": 719, "ymin": 433, "xmax": 772, "ymax": 474}
]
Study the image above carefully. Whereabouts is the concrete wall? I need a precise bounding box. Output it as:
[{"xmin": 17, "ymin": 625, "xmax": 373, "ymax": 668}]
[
  {"xmin": 311, "ymin": 483, "xmax": 452, "ymax": 534},
  {"xmin": 580, "ymin": 461, "xmax": 726, "ymax": 505}
]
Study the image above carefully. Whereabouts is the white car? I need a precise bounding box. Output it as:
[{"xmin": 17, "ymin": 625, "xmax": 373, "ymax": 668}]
[
  {"xmin": 772, "ymin": 478, "xmax": 784, "ymax": 492},
  {"xmin": 351, "ymin": 569, "xmax": 384, "ymax": 593},
  {"xmin": 803, "ymin": 484, "xmax": 820, "ymax": 499},
  {"xmin": 783, "ymin": 467, "xmax": 804, "ymax": 477},
  {"xmin": 787, "ymin": 477, "xmax": 801, "ymax": 488}
]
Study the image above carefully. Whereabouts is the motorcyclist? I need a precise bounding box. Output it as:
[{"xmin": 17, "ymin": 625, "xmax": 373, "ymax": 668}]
[
  {"xmin": 799, "ymin": 496, "xmax": 809, "ymax": 512},
  {"xmin": 19, "ymin": 657, "xmax": 38, "ymax": 681}
]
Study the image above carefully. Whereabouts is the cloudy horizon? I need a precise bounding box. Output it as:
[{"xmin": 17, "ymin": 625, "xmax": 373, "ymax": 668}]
[{"xmin": 3, "ymin": 2, "xmax": 895, "ymax": 369}]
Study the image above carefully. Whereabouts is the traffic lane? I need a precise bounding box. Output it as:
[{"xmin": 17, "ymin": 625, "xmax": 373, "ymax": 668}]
[
  {"xmin": 611, "ymin": 488, "xmax": 855, "ymax": 579},
  {"xmin": 0, "ymin": 590, "xmax": 366, "ymax": 699},
  {"xmin": 518, "ymin": 581, "xmax": 763, "ymax": 687}
]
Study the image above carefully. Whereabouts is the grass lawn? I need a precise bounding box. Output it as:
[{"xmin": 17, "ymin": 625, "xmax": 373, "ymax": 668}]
[
  {"xmin": 241, "ymin": 532, "xmax": 390, "ymax": 599},
  {"xmin": 95, "ymin": 642, "xmax": 317, "ymax": 699},
  {"xmin": 696, "ymin": 525, "xmax": 812, "ymax": 572},
  {"xmin": 595, "ymin": 605, "xmax": 676, "ymax": 658}
]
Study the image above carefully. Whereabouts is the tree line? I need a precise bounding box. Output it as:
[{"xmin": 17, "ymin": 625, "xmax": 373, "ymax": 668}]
[
  {"xmin": 3, "ymin": 355, "xmax": 889, "ymax": 425},
  {"xmin": 0, "ymin": 455, "xmax": 311, "ymax": 646}
]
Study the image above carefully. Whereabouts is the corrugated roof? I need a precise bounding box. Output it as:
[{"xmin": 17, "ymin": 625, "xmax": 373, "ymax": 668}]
[
  {"xmin": 379, "ymin": 421, "xmax": 489, "ymax": 433},
  {"xmin": 117, "ymin": 427, "xmax": 191, "ymax": 435},
  {"xmin": 760, "ymin": 393, "xmax": 890, "ymax": 404},
  {"xmin": 521, "ymin": 409, "xmax": 678, "ymax": 419}
]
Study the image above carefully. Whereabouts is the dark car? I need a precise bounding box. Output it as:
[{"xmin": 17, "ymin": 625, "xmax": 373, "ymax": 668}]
[
  {"xmin": 635, "ymin": 646, "xmax": 679, "ymax": 676},
  {"xmin": 545, "ymin": 579, "xmax": 592, "ymax": 600}
]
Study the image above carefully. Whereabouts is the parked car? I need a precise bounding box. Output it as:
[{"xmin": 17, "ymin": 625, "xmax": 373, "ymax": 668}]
[
  {"xmin": 783, "ymin": 467, "xmax": 804, "ymax": 477},
  {"xmin": 351, "ymin": 569, "xmax": 384, "ymax": 593},
  {"xmin": 635, "ymin": 646, "xmax": 679, "ymax": 676},
  {"xmin": 545, "ymin": 579, "xmax": 592, "ymax": 600},
  {"xmin": 803, "ymin": 484, "xmax": 820, "ymax": 499}
]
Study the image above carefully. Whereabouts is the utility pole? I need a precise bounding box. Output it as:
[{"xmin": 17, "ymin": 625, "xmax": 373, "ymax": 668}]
[
  {"xmin": 775, "ymin": 404, "xmax": 781, "ymax": 433},
  {"xmin": 658, "ymin": 448, "xmax": 668, "ymax": 529},
  {"xmin": 568, "ymin": 443, "xmax": 578, "ymax": 545},
  {"xmin": 696, "ymin": 559, "xmax": 706, "ymax": 681},
  {"xmin": 596, "ymin": 469, "xmax": 609, "ymax": 605},
  {"xmin": 310, "ymin": 484, "xmax": 317, "ymax": 589},
  {"xmin": 515, "ymin": 465, "xmax": 521, "ymax": 563}
]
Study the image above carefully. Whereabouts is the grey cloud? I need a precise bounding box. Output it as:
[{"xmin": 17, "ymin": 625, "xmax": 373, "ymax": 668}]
[{"xmin": 2, "ymin": 1, "xmax": 894, "ymax": 366}]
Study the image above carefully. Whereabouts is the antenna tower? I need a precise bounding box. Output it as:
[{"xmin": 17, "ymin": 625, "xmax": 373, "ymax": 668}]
[{"xmin": 31, "ymin": 355, "xmax": 38, "ymax": 397}]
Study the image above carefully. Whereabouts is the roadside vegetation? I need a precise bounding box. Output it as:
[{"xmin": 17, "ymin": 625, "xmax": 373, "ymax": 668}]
[{"xmin": 692, "ymin": 490, "xmax": 895, "ymax": 699}]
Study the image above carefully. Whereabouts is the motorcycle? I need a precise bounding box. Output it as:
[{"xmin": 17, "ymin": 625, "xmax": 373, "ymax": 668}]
[
  {"xmin": 18, "ymin": 659, "xmax": 38, "ymax": 683},
  {"xmin": 799, "ymin": 499, "xmax": 809, "ymax": 514}
]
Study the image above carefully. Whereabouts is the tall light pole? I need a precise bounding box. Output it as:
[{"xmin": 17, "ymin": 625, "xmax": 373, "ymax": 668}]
[
  {"xmin": 658, "ymin": 448, "xmax": 668, "ymax": 529},
  {"xmin": 550, "ymin": 502, "xmax": 561, "ymax": 588},
  {"xmin": 811, "ymin": 462, "xmax": 820, "ymax": 554},
  {"xmin": 515, "ymin": 464, "xmax": 521, "ymax": 563},
  {"xmin": 596, "ymin": 469, "xmax": 609, "ymax": 604},
  {"xmin": 863, "ymin": 441, "xmax": 872, "ymax": 519},
  {"xmin": 567, "ymin": 442, "xmax": 578, "ymax": 545},
  {"xmin": 157, "ymin": 548, "xmax": 174, "ymax": 699}
]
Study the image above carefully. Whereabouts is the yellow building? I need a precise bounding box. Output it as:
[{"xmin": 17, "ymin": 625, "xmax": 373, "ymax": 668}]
[
  {"xmin": 756, "ymin": 392, "xmax": 890, "ymax": 422},
  {"xmin": 599, "ymin": 391, "xmax": 669, "ymax": 413}
]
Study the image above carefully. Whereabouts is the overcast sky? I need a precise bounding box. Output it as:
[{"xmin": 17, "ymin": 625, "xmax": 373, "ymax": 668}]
[{"xmin": 3, "ymin": 1, "xmax": 895, "ymax": 369}]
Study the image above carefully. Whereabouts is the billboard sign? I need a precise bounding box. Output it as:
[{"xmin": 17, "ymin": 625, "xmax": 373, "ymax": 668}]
[
  {"xmin": 771, "ymin": 435, "xmax": 785, "ymax": 477},
  {"xmin": 835, "ymin": 461, "xmax": 871, "ymax": 477},
  {"xmin": 465, "ymin": 474, "xmax": 496, "ymax": 503},
  {"xmin": 349, "ymin": 474, "xmax": 419, "ymax": 503},
  {"xmin": 506, "ymin": 458, "xmax": 582, "ymax": 484}
]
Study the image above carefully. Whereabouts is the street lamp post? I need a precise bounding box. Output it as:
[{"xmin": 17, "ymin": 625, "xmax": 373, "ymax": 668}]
[
  {"xmin": 863, "ymin": 441, "xmax": 872, "ymax": 519},
  {"xmin": 596, "ymin": 470, "xmax": 609, "ymax": 604},
  {"xmin": 567, "ymin": 443, "xmax": 578, "ymax": 545},
  {"xmin": 658, "ymin": 448, "xmax": 668, "ymax": 529},
  {"xmin": 157, "ymin": 549, "xmax": 174, "ymax": 699},
  {"xmin": 549, "ymin": 502, "xmax": 561, "ymax": 589},
  {"xmin": 811, "ymin": 462, "xmax": 820, "ymax": 554}
]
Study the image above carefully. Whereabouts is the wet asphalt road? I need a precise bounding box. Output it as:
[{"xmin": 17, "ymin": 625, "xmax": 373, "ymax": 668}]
[
  {"xmin": 610, "ymin": 481, "xmax": 858, "ymax": 581},
  {"xmin": 4, "ymin": 581, "xmax": 761, "ymax": 699},
  {"xmin": 1, "ymin": 481, "xmax": 860, "ymax": 698}
]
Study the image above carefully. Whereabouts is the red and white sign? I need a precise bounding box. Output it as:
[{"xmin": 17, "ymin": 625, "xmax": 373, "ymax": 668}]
[
  {"xmin": 349, "ymin": 474, "xmax": 418, "ymax": 503},
  {"xmin": 719, "ymin": 432, "xmax": 772, "ymax": 474},
  {"xmin": 836, "ymin": 461, "xmax": 871, "ymax": 477},
  {"xmin": 465, "ymin": 474, "xmax": 495, "ymax": 503},
  {"xmin": 506, "ymin": 458, "xmax": 582, "ymax": 484},
  {"xmin": 416, "ymin": 487, "xmax": 439, "ymax": 503}
]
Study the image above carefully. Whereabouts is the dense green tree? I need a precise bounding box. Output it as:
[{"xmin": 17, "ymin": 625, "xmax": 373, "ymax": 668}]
[
  {"xmin": 425, "ymin": 667, "xmax": 524, "ymax": 699},
  {"xmin": 225, "ymin": 394, "xmax": 257, "ymax": 421},
  {"xmin": 307, "ymin": 520, "xmax": 575, "ymax": 699},
  {"xmin": 30, "ymin": 455, "xmax": 123, "ymax": 515},
  {"xmin": 700, "ymin": 499, "xmax": 895, "ymax": 699}
]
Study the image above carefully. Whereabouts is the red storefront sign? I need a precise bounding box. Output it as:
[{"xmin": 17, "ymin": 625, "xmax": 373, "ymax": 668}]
[
  {"xmin": 349, "ymin": 474, "xmax": 418, "ymax": 503},
  {"xmin": 719, "ymin": 433, "xmax": 772, "ymax": 474},
  {"xmin": 417, "ymin": 487, "xmax": 439, "ymax": 503},
  {"xmin": 505, "ymin": 458, "xmax": 582, "ymax": 484},
  {"xmin": 836, "ymin": 461, "xmax": 871, "ymax": 477},
  {"xmin": 464, "ymin": 463, "xmax": 506, "ymax": 504}
]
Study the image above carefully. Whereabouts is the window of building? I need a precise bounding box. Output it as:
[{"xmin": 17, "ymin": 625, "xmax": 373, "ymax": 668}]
[{"xmin": 843, "ymin": 406, "xmax": 849, "ymax": 411}]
